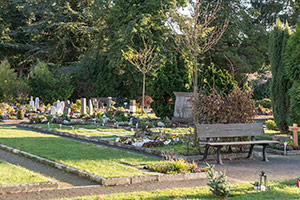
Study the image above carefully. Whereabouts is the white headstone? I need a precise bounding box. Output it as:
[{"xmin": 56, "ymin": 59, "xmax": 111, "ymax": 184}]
[
  {"xmin": 50, "ymin": 106, "xmax": 57, "ymax": 116},
  {"xmin": 81, "ymin": 98, "xmax": 87, "ymax": 115},
  {"xmin": 88, "ymin": 99, "xmax": 93, "ymax": 116},
  {"xmin": 29, "ymin": 96, "xmax": 35, "ymax": 110},
  {"xmin": 34, "ymin": 97, "xmax": 39, "ymax": 110},
  {"xmin": 56, "ymin": 102, "xmax": 64, "ymax": 115}
]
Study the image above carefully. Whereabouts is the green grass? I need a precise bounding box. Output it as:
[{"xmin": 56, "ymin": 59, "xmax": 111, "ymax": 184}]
[
  {"xmin": 32, "ymin": 124, "xmax": 134, "ymax": 136},
  {"xmin": 57, "ymin": 179, "xmax": 300, "ymax": 200},
  {"xmin": 151, "ymin": 143, "xmax": 200, "ymax": 155},
  {"xmin": 0, "ymin": 125, "xmax": 160, "ymax": 178},
  {"xmin": 0, "ymin": 160, "xmax": 51, "ymax": 186}
]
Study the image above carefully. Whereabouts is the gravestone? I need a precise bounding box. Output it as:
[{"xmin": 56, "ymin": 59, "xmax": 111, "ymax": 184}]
[
  {"xmin": 50, "ymin": 106, "xmax": 57, "ymax": 116},
  {"xmin": 107, "ymin": 97, "xmax": 112, "ymax": 109},
  {"xmin": 56, "ymin": 101, "xmax": 64, "ymax": 115},
  {"xmin": 130, "ymin": 100, "xmax": 136, "ymax": 113},
  {"xmin": 64, "ymin": 100, "xmax": 71, "ymax": 114},
  {"xmin": 88, "ymin": 99, "xmax": 93, "ymax": 116},
  {"xmin": 35, "ymin": 97, "xmax": 39, "ymax": 110},
  {"xmin": 29, "ymin": 96, "xmax": 35, "ymax": 110},
  {"xmin": 289, "ymin": 123, "xmax": 300, "ymax": 146},
  {"xmin": 172, "ymin": 92, "xmax": 193, "ymax": 123},
  {"xmin": 99, "ymin": 102, "xmax": 104, "ymax": 109},
  {"xmin": 91, "ymin": 98, "xmax": 99, "ymax": 110},
  {"xmin": 81, "ymin": 98, "xmax": 87, "ymax": 115}
]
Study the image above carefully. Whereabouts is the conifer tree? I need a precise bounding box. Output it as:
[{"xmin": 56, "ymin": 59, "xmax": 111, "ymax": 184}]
[{"xmin": 269, "ymin": 19, "xmax": 291, "ymax": 133}]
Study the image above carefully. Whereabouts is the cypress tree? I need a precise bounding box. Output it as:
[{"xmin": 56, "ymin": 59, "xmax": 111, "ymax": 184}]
[
  {"xmin": 269, "ymin": 19, "xmax": 291, "ymax": 133},
  {"xmin": 285, "ymin": 16, "xmax": 300, "ymax": 124}
]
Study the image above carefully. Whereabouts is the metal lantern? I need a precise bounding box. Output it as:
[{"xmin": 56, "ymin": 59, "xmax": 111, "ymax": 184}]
[{"xmin": 259, "ymin": 171, "xmax": 267, "ymax": 191}]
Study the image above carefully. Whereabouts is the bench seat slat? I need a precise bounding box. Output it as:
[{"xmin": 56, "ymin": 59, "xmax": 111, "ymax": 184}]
[{"xmin": 200, "ymin": 140, "xmax": 279, "ymax": 146}]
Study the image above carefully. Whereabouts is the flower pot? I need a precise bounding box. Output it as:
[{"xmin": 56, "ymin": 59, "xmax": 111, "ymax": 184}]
[
  {"xmin": 108, "ymin": 121, "xmax": 114, "ymax": 125},
  {"xmin": 216, "ymin": 195, "xmax": 227, "ymax": 199}
]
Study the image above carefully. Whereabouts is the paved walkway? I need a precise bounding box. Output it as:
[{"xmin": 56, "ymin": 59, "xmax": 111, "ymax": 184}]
[{"xmin": 1, "ymin": 155, "xmax": 300, "ymax": 200}]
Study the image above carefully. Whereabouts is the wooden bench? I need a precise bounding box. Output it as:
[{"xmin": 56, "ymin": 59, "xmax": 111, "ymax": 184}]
[{"xmin": 196, "ymin": 123, "xmax": 279, "ymax": 164}]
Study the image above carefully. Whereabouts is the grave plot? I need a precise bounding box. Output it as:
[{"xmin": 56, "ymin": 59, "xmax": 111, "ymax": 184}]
[
  {"xmin": 32, "ymin": 124, "xmax": 134, "ymax": 138},
  {"xmin": 0, "ymin": 125, "xmax": 159, "ymax": 179},
  {"xmin": 0, "ymin": 159, "xmax": 53, "ymax": 186}
]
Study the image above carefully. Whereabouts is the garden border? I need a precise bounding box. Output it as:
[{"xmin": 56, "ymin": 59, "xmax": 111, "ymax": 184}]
[
  {"xmin": 0, "ymin": 182, "xmax": 58, "ymax": 195},
  {"xmin": 0, "ymin": 130, "xmax": 208, "ymax": 186},
  {"xmin": 19, "ymin": 124, "xmax": 253, "ymax": 162}
]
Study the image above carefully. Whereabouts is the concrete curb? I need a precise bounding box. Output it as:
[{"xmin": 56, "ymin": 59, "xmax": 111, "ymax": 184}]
[{"xmin": 0, "ymin": 182, "xmax": 58, "ymax": 195}]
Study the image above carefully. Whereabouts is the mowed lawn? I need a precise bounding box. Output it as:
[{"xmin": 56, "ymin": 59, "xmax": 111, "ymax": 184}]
[
  {"xmin": 0, "ymin": 125, "xmax": 160, "ymax": 178},
  {"xmin": 57, "ymin": 180, "xmax": 300, "ymax": 200},
  {"xmin": 0, "ymin": 160, "xmax": 51, "ymax": 185}
]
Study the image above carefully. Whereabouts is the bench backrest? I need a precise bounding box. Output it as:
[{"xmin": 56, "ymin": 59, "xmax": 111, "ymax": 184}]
[{"xmin": 196, "ymin": 123, "xmax": 264, "ymax": 138}]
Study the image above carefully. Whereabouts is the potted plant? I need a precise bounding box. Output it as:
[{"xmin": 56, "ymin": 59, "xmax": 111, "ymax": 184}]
[{"xmin": 207, "ymin": 163, "xmax": 231, "ymax": 199}]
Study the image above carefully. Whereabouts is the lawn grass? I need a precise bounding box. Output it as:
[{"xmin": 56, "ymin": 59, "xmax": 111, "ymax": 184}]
[
  {"xmin": 0, "ymin": 160, "xmax": 51, "ymax": 186},
  {"xmin": 57, "ymin": 179, "xmax": 300, "ymax": 200},
  {"xmin": 0, "ymin": 125, "xmax": 160, "ymax": 178},
  {"xmin": 32, "ymin": 124, "xmax": 134, "ymax": 136}
]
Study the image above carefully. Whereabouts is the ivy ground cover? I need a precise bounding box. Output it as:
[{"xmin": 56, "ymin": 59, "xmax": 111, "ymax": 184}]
[
  {"xmin": 0, "ymin": 160, "xmax": 52, "ymax": 185},
  {"xmin": 0, "ymin": 125, "xmax": 159, "ymax": 178}
]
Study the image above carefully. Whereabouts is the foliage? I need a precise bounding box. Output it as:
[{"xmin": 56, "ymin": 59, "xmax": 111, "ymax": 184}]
[
  {"xmin": 253, "ymin": 79, "xmax": 271, "ymax": 100},
  {"xmin": 207, "ymin": 163, "xmax": 231, "ymax": 197},
  {"xmin": 196, "ymin": 88, "xmax": 256, "ymax": 124},
  {"xmin": 29, "ymin": 61, "xmax": 74, "ymax": 104},
  {"xmin": 0, "ymin": 0, "xmax": 99, "ymax": 72},
  {"xmin": 266, "ymin": 120, "xmax": 278, "ymax": 130},
  {"xmin": 256, "ymin": 98, "xmax": 272, "ymax": 109},
  {"xmin": 73, "ymin": 0, "xmax": 181, "ymax": 99},
  {"xmin": 145, "ymin": 159, "xmax": 197, "ymax": 174},
  {"xmin": 17, "ymin": 110, "xmax": 24, "ymax": 120},
  {"xmin": 151, "ymin": 55, "xmax": 189, "ymax": 119},
  {"xmin": 0, "ymin": 60, "xmax": 30, "ymax": 103},
  {"xmin": 200, "ymin": 63, "xmax": 237, "ymax": 96},
  {"xmin": 286, "ymin": 17, "xmax": 300, "ymax": 124},
  {"xmin": 269, "ymin": 19, "xmax": 291, "ymax": 133}
]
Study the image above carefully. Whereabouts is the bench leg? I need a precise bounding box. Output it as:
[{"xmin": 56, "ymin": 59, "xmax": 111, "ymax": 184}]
[
  {"xmin": 247, "ymin": 144, "xmax": 255, "ymax": 158},
  {"xmin": 217, "ymin": 146, "xmax": 223, "ymax": 165},
  {"xmin": 262, "ymin": 144, "xmax": 269, "ymax": 162},
  {"xmin": 202, "ymin": 145, "xmax": 210, "ymax": 161}
]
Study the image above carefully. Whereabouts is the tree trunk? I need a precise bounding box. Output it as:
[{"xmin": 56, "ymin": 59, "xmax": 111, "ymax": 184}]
[
  {"xmin": 142, "ymin": 72, "xmax": 146, "ymax": 115},
  {"xmin": 193, "ymin": 56, "xmax": 198, "ymax": 144}
]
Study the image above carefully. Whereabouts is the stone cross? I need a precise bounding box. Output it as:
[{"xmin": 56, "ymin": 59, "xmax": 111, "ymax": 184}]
[
  {"xmin": 88, "ymin": 99, "xmax": 93, "ymax": 116},
  {"xmin": 81, "ymin": 98, "xmax": 87, "ymax": 115},
  {"xmin": 289, "ymin": 123, "xmax": 300, "ymax": 146}
]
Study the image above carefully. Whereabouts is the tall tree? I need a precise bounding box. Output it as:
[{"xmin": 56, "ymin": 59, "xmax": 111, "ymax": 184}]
[
  {"xmin": 0, "ymin": 0, "xmax": 99, "ymax": 74},
  {"xmin": 269, "ymin": 19, "xmax": 291, "ymax": 133},
  {"xmin": 165, "ymin": 0, "xmax": 228, "ymax": 140},
  {"xmin": 285, "ymin": 16, "xmax": 300, "ymax": 124},
  {"xmin": 74, "ymin": 0, "xmax": 184, "ymax": 99}
]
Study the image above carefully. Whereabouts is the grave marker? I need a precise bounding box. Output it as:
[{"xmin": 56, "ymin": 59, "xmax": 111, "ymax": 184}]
[
  {"xmin": 88, "ymin": 99, "xmax": 93, "ymax": 116},
  {"xmin": 81, "ymin": 98, "xmax": 87, "ymax": 115},
  {"xmin": 289, "ymin": 123, "xmax": 300, "ymax": 146}
]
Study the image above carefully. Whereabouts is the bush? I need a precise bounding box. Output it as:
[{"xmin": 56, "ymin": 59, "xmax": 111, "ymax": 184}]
[
  {"xmin": 29, "ymin": 61, "xmax": 73, "ymax": 104},
  {"xmin": 207, "ymin": 163, "xmax": 231, "ymax": 197},
  {"xmin": 266, "ymin": 120, "xmax": 278, "ymax": 130},
  {"xmin": 17, "ymin": 110, "xmax": 24, "ymax": 120},
  {"xmin": 0, "ymin": 60, "xmax": 30, "ymax": 103},
  {"xmin": 253, "ymin": 79, "xmax": 271, "ymax": 100},
  {"xmin": 145, "ymin": 159, "xmax": 197, "ymax": 174},
  {"xmin": 196, "ymin": 88, "xmax": 256, "ymax": 124},
  {"xmin": 256, "ymin": 98, "xmax": 272, "ymax": 109}
]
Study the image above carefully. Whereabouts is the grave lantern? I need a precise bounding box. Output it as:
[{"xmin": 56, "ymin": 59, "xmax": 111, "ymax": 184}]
[{"xmin": 258, "ymin": 171, "xmax": 267, "ymax": 191}]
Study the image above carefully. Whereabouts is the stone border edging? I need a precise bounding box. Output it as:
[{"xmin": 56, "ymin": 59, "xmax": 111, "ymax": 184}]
[
  {"xmin": 0, "ymin": 182, "xmax": 58, "ymax": 195},
  {"xmin": 20, "ymin": 124, "xmax": 251, "ymax": 162},
  {"xmin": 254, "ymin": 146, "xmax": 300, "ymax": 155},
  {"xmin": 0, "ymin": 132, "xmax": 208, "ymax": 186}
]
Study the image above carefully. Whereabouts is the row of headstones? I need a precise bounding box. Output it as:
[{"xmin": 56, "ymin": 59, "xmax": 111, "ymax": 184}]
[{"xmin": 30, "ymin": 96, "xmax": 137, "ymax": 116}]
